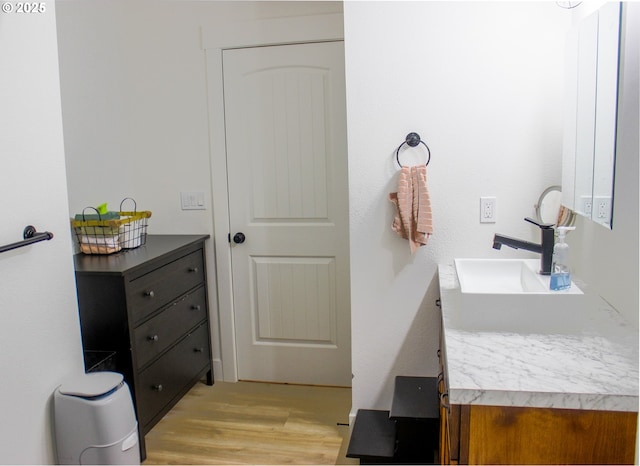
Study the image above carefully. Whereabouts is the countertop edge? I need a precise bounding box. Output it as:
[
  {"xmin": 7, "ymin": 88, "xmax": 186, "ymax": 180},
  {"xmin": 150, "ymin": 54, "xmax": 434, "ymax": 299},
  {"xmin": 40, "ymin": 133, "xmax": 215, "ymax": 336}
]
[{"xmin": 449, "ymin": 388, "xmax": 639, "ymax": 412}]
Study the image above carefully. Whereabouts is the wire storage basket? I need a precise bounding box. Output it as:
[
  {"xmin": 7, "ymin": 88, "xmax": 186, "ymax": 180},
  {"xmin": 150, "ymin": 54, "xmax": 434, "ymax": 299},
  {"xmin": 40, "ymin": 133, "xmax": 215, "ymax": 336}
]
[{"xmin": 71, "ymin": 198, "xmax": 152, "ymax": 254}]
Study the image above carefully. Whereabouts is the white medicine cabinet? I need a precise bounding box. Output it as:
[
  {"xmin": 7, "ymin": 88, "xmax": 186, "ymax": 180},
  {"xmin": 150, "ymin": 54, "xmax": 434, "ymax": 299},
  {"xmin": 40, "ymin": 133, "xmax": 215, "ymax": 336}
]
[{"xmin": 562, "ymin": 2, "xmax": 621, "ymax": 229}]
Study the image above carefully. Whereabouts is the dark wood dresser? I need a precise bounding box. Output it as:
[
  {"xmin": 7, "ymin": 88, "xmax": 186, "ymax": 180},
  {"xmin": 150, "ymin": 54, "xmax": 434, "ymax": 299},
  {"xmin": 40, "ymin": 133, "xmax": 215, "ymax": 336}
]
[{"xmin": 73, "ymin": 235, "xmax": 213, "ymax": 459}]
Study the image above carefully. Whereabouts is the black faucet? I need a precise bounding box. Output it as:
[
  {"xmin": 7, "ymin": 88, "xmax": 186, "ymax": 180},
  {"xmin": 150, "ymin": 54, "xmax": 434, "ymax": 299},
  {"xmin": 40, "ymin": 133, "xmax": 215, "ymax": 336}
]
[{"xmin": 493, "ymin": 217, "xmax": 555, "ymax": 275}]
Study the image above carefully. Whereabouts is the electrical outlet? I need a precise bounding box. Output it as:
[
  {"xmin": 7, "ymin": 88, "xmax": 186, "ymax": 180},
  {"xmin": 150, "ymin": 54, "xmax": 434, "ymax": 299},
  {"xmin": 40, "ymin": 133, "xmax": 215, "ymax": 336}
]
[
  {"xmin": 480, "ymin": 197, "xmax": 496, "ymax": 223},
  {"xmin": 594, "ymin": 196, "xmax": 611, "ymax": 223},
  {"xmin": 580, "ymin": 195, "xmax": 593, "ymax": 216}
]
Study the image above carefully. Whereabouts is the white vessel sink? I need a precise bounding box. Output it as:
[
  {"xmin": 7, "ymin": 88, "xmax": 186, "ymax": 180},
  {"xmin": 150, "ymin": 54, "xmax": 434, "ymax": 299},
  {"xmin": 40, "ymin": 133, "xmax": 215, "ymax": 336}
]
[
  {"xmin": 455, "ymin": 258, "xmax": 550, "ymax": 294},
  {"xmin": 452, "ymin": 259, "xmax": 585, "ymax": 334}
]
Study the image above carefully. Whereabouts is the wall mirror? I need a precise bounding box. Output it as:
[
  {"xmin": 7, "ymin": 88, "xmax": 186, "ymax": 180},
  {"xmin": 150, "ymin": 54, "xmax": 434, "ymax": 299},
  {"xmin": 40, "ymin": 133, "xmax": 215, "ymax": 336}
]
[
  {"xmin": 562, "ymin": 2, "xmax": 621, "ymax": 229},
  {"xmin": 535, "ymin": 186, "xmax": 575, "ymax": 227}
]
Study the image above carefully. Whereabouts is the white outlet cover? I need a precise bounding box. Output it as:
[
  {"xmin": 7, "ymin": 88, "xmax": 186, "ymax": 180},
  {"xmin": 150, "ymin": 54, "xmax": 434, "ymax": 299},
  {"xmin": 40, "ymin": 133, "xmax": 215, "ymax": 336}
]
[
  {"xmin": 480, "ymin": 197, "xmax": 496, "ymax": 223},
  {"xmin": 579, "ymin": 195, "xmax": 593, "ymax": 216}
]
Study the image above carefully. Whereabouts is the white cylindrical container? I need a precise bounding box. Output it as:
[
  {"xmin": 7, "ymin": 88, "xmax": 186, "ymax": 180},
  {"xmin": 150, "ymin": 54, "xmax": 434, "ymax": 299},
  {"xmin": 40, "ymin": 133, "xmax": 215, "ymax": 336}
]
[{"xmin": 54, "ymin": 371, "xmax": 140, "ymax": 465}]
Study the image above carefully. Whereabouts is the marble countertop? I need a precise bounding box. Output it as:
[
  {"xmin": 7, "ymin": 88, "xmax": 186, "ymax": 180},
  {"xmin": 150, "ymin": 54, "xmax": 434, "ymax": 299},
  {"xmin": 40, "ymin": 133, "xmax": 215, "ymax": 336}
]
[{"xmin": 438, "ymin": 264, "xmax": 638, "ymax": 412}]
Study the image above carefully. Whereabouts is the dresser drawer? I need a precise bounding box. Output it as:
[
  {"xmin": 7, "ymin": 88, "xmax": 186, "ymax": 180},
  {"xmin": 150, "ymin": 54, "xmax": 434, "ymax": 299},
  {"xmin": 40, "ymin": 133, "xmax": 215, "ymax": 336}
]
[
  {"xmin": 136, "ymin": 323, "xmax": 210, "ymax": 429},
  {"xmin": 128, "ymin": 250, "xmax": 204, "ymax": 323},
  {"xmin": 134, "ymin": 286, "xmax": 207, "ymax": 369}
]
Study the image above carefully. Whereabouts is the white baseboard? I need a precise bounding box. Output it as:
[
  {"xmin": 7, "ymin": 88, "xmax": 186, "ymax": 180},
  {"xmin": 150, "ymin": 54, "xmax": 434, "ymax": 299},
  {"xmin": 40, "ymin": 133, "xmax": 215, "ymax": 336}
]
[{"xmin": 212, "ymin": 358, "xmax": 224, "ymax": 381}]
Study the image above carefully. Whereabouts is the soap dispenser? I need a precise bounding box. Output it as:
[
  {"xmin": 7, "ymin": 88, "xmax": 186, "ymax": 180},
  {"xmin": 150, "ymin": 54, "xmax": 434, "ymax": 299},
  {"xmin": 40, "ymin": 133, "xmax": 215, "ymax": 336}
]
[{"xmin": 550, "ymin": 226, "xmax": 575, "ymax": 291}]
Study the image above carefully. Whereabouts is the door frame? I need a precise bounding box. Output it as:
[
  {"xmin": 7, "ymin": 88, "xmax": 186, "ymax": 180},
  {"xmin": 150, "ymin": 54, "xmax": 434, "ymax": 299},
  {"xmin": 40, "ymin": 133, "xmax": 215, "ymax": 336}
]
[{"xmin": 203, "ymin": 14, "xmax": 345, "ymax": 382}]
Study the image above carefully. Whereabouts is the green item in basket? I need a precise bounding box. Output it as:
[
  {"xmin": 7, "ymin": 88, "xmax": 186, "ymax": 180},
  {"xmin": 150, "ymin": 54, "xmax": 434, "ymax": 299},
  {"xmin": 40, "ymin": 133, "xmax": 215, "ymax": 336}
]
[
  {"xmin": 74, "ymin": 211, "xmax": 120, "ymax": 221},
  {"xmin": 97, "ymin": 203, "xmax": 109, "ymax": 215}
]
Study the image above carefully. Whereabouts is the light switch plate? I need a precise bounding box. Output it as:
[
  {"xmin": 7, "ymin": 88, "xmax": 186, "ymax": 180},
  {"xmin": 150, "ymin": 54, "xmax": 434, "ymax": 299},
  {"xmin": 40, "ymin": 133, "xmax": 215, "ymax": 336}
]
[{"xmin": 181, "ymin": 191, "xmax": 206, "ymax": 210}]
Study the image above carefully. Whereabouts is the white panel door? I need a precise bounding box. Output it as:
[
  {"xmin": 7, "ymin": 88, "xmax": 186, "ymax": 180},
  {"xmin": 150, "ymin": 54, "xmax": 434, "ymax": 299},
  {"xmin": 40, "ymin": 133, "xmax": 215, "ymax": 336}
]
[{"xmin": 223, "ymin": 41, "xmax": 351, "ymax": 386}]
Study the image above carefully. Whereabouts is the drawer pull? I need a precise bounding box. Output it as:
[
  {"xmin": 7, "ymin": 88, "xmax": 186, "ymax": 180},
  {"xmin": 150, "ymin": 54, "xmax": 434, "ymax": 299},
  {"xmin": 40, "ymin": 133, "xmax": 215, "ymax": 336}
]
[
  {"xmin": 194, "ymin": 347, "xmax": 204, "ymax": 353},
  {"xmin": 189, "ymin": 267, "xmax": 199, "ymax": 273},
  {"xmin": 148, "ymin": 335, "xmax": 159, "ymax": 342},
  {"xmin": 144, "ymin": 290, "xmax": 155, "ymax": 298},
  {"xmin": 440, "ymin": 392, "xmax": 450, "ymax": 411},
  {"xmin": 152, "ymin": 384, "xmax": 163, "ymax": 392},
  {"xmin": 191, "ymin": 304, "xmax": 201, "ymax": 311}
]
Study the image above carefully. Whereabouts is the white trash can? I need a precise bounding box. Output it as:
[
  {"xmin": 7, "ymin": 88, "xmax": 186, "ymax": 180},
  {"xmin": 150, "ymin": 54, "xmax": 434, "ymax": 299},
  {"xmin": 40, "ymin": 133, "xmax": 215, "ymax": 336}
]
[{"xmin": 54, "ymin": 371, "xmax": 140, "ymax": 465}]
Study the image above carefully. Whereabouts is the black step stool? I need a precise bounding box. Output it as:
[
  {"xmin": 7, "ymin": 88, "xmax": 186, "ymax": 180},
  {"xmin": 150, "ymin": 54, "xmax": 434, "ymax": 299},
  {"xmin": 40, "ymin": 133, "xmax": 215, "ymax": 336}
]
[
  {"xmin": 346, "ymin": 376, "xmax": 439, "ymax": 464},
  {"xmin": 390, "ymin": 376, "xmax": 439, "ymax": 464},
  {"xmin": 346, "ymin": 409, "xmax": 397, "ymax": 464}
]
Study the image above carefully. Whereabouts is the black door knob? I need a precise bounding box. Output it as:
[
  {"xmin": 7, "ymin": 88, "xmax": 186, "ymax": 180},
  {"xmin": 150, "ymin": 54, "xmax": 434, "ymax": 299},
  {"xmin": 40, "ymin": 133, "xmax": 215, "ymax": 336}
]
[{"xmin": 233, "ymin": 232, "xmax": 246, "ymax": 244}]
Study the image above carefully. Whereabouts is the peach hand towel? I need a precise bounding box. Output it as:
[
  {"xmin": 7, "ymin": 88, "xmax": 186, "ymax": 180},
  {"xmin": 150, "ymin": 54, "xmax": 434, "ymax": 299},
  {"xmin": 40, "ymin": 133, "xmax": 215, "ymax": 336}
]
[{"xmin": 389, "ymin": 165, "xmax": 433, "ymax": 253}]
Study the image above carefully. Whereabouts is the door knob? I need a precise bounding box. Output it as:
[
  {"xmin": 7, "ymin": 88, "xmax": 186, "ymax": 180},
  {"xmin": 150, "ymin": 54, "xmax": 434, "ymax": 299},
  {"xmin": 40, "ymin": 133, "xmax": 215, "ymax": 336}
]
[{"xmin": 233, "ymin": 232, "xmax": 246, "ymax": 244}]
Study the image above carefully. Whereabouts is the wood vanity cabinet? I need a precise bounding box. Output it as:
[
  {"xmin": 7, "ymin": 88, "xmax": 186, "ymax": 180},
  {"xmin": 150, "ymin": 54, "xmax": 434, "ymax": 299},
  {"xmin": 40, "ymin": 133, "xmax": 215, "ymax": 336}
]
[
  {"xmin": 437, "ymin": 335, "xmax": 637, "ymax": 465},
  {"xmin": 438, "ymin": 330, "xmax": 459, "ymax": 465},
  {"xmin": 73, "ymin": 235, "xmax": 214, "ymax": 459}
]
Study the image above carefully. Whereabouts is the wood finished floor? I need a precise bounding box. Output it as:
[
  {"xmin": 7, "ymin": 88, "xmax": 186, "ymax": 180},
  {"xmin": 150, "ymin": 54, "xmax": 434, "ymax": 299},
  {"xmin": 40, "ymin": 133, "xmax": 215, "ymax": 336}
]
[{"xmin": 144, "ymin": 381, "xmax": 358, "ymax": 465}]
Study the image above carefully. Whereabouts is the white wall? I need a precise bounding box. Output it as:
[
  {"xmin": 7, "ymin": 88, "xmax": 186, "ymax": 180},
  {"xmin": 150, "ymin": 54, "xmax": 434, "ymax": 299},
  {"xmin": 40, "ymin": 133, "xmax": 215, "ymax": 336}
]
[
  {"xmin": 344, "ymin": 2, "xmax": 571, "ymax": 411},
  {"xmin": 0, "ymin": 1, "xmax": 84, "ymax": 463}
]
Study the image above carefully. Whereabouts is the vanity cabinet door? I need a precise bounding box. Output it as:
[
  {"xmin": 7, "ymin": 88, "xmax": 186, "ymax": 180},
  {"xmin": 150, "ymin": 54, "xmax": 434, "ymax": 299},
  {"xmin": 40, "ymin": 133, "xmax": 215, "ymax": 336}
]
[
  {"xmin": 438, "ymin": 332, "xmax": 464, "ymax": 465},
  {"xmin": 437, "ymin": 381, "xmax": 636, "ymax": 464},
  {"xmin": 465, "ymin": 405, "xmax": 637, "ymax": 465},
  {"xmin": 439, "ymin": 397, "xmax": 454, "ymax": 464},
  {"xmin": 438, "ymin": 387, "xmax": 449, "ymax": 464}
]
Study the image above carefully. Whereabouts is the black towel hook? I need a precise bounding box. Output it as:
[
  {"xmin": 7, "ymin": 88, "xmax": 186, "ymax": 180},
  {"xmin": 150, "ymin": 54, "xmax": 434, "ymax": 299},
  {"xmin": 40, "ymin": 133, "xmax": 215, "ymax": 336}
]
[{"xmin": 395, "ymin": 132, "xmax": 431, "ymax": 168}]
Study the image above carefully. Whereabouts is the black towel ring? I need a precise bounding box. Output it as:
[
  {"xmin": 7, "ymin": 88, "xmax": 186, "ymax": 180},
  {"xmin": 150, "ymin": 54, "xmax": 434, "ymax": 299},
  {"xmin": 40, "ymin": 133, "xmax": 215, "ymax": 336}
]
[{"xmin": 395, "ymin": 132, "xmax": 431, "ymax": 167}]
